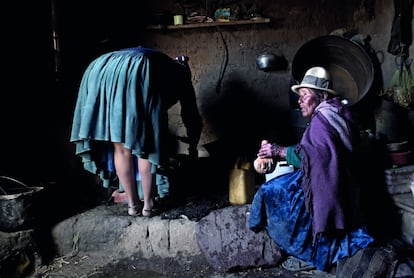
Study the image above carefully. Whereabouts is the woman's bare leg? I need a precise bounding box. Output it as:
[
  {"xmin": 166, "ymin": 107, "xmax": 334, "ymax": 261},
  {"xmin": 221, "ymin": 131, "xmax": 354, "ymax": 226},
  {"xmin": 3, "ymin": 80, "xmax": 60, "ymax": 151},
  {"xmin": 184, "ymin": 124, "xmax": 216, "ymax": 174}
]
[
  {"xmin": 137, "ymin": 157, "xmax": 155, "ymax": 216},
  {"xmin": 113, "ymin": 142, "xmax": 141, "ymax": 215}
]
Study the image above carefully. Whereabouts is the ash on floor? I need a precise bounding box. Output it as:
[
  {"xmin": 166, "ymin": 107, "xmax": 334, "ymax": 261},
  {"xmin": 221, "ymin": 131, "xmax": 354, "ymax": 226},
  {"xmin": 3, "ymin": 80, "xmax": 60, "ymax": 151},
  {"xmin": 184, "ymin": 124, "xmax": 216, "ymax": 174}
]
[
  {"xmin": 103, "ymin": 193, "xmax": 231, "ymax": 221},
  {"xmin": 158, "ymin": 196, "xmax": 230, "ymax": 221}
]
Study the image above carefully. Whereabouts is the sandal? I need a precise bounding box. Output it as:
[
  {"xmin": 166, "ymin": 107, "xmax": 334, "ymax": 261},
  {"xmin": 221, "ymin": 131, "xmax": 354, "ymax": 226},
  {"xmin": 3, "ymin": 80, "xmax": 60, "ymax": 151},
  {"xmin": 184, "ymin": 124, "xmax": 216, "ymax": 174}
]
[
  {"xmin": 142, "ymin": 208, "xmax": 159, "ymax": 218},
  {"xmin": 281, "ymin": 256, "xmax": 316, "ymax": 272},
  {"xmin": 128, "ymin": 205, "xmax": 142, "ymax": 216}
]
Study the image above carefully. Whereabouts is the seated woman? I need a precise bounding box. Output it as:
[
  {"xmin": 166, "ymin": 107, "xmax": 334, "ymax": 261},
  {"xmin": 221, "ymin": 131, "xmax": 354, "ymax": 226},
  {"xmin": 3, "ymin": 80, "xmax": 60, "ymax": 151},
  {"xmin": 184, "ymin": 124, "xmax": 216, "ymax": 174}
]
[{"xmin": 249, "ymin": 66, "xmax": 374, "ymax": 272}]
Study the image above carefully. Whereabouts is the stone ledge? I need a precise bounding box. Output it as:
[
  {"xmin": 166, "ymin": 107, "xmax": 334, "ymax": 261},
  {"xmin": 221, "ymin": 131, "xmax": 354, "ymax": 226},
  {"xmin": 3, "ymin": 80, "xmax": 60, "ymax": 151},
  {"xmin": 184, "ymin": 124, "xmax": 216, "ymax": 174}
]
[
  {"xmin": 196, "ymin": 204, "xmax": 283, "ymax": 271},
  {"xmin": 50, "ymin": 205, "xmax": 201, "ymax": 260},
  {"xmin": 49, "ymin": 203, "xmax": 281, "ymax": 272}
]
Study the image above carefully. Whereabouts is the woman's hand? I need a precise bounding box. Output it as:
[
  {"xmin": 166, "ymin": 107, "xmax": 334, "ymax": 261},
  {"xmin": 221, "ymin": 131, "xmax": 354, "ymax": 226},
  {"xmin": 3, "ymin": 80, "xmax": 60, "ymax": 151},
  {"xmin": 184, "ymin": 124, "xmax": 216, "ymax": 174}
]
[{"xmin": 257, "ymin": 142, "xmax": 286, "ymax": 159}]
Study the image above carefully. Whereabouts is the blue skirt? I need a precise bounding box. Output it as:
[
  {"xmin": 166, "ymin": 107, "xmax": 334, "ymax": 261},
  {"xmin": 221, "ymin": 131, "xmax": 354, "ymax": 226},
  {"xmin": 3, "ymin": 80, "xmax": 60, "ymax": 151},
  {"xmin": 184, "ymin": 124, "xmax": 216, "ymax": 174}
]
[{"xmin": 248, "ymin": 170, "xmax": 374, "ymax": 271}]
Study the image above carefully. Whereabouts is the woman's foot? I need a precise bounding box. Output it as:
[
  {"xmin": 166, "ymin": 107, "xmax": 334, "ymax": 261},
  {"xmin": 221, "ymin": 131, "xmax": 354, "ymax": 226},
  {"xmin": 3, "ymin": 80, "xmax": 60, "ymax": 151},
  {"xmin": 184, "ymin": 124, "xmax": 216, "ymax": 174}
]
[
  {"xmin": 142, "ymin": 209, "xmax": 154, "ymax": 217},
  {"xmin": 142, "ymin": 198, "xmax": 156, "ymax": 217},
  {"xmin": 128, "ymin": 204, "xmax": 142, "ymax": 216},
  {"xmin": 281, "ymin": 256, "xmax": 315, "ymax": 272}
]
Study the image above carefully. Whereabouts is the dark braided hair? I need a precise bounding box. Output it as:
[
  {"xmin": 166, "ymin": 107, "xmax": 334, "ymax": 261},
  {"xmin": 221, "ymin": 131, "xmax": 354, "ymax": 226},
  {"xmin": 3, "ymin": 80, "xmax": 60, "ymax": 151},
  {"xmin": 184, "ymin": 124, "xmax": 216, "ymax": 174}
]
[{"xmin": 313, "ymin": 88, "xmax": 334, "ymax": 101}]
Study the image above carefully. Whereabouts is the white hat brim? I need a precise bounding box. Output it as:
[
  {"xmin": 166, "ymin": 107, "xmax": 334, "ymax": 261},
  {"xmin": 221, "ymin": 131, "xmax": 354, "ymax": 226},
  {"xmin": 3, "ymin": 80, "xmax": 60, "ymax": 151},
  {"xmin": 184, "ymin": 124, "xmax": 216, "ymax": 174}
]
[{"xmin": 291, "ymin": 84, "xmax": 336, "ymax": 95}]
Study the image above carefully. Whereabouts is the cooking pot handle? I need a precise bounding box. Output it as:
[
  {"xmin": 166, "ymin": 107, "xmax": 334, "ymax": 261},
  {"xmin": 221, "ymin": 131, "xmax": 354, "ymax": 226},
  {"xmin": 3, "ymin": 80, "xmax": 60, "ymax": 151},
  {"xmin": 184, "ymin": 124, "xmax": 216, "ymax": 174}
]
[{"xmin": 0, "ymin": 176, "xmax": 29, "ymax": 195}]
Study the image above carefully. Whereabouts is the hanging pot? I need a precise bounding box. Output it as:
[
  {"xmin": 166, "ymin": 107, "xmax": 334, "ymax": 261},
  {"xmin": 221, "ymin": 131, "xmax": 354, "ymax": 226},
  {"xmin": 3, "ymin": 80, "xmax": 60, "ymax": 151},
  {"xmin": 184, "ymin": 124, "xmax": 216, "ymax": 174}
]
[{"xmin": 256, "ymin": 53, "xmax": 288, "ymax": 71}]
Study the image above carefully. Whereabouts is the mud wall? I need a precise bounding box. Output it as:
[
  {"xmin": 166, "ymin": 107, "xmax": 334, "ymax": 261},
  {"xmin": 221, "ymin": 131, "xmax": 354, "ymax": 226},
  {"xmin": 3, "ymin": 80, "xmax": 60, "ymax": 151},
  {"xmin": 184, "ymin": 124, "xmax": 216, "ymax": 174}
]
[
  {"xmin": 139, "ymin": 0, "xmax": 414, "ymax": 154},
  {"xmin": 1, "ymin": 0, "xmax": 413, "ymax": 203}
]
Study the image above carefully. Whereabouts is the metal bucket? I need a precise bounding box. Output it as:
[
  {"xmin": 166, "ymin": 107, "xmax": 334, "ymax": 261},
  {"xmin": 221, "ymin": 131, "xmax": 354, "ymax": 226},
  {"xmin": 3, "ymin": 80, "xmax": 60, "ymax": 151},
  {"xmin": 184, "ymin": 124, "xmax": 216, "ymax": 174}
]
[
  {"xmin": 0, "ymin": 176, "xmax": 43, "ymax": 232},
  {"xmin": 292, "ymin": 35, "xmax": 375, "ymax": 106}
]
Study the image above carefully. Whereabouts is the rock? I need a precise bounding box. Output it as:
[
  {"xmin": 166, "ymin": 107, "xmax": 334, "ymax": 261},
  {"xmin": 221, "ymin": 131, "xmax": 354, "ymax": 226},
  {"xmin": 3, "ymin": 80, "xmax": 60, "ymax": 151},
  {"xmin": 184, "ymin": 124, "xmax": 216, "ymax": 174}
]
[
  {"xmin": 51, "ymin": 205, "xmax": 132, "ymax": 255},
  {"xmin": 0, "ymin": 229, "xmax": 38, "ymax": 277},
  {"xmin": 195, "ymin": 204, "xmax": 282, "ymax": 272},
  {"xmin": 0, "ymin": 229, "xmax": 36, "ymax": 259}
]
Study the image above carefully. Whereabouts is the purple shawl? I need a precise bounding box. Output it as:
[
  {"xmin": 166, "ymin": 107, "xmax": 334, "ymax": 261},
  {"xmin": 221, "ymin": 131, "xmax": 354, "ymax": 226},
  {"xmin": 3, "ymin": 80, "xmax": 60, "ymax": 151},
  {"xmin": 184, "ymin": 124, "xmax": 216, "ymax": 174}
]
[{"xmin": 298, "ymin": 98, "xmax": 355, "ymax": 239}]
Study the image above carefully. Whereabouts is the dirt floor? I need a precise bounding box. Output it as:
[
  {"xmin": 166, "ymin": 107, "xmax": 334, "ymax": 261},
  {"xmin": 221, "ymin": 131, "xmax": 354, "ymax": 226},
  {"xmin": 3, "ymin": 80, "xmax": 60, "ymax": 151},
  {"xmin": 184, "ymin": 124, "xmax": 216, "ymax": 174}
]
[{"xmin": 32, "ymin": 251, "xmax": 336, "ymax": 278}]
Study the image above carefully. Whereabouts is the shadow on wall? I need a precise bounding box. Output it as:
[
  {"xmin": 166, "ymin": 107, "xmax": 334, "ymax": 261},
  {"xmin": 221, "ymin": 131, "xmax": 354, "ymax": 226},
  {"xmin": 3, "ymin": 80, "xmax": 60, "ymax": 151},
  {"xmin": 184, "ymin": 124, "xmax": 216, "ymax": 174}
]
[
  {"xmin": 206, "ymin": 77, "xmax": 297, "ymax": 161},
  {"xmin": 354, "ymin": 133, "xmax": 402, "ymax": 244}
]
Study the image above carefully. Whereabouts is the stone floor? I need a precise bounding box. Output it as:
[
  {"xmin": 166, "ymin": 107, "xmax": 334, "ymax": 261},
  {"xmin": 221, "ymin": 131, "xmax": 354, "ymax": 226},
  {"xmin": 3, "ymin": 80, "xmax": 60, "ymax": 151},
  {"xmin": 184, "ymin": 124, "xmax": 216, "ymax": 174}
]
[
  {"xmin": 2, "ymin": 171, "xmax": 414, "ymax": 278},
  {"xmin": 27, "ymin": 196, "xmax": 414, "ymax": 278}
]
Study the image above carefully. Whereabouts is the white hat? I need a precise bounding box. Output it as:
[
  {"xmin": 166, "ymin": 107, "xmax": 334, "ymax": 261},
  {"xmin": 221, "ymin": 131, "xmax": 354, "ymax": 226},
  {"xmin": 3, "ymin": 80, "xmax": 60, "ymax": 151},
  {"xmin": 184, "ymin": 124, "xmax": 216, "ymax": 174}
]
[{"xmin": 291, "ymin": 66, "xmax": 336, "ymax": 95}]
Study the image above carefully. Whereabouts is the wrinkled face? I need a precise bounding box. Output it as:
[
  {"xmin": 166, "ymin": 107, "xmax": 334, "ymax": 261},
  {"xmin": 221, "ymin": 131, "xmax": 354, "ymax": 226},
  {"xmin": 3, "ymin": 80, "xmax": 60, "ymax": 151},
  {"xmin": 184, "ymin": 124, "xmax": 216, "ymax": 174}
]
[{"xmin": 297, "ymin": 88, "xmax": 321, "ymax": 118}]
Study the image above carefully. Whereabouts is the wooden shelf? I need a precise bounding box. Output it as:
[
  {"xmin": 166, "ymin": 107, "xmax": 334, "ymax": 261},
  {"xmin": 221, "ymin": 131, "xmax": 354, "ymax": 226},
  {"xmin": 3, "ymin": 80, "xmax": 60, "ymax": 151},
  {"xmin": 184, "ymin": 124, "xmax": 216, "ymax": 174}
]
[{"xmin": 146, "ymin": 18, "xmax": 271, "ymax": 30}]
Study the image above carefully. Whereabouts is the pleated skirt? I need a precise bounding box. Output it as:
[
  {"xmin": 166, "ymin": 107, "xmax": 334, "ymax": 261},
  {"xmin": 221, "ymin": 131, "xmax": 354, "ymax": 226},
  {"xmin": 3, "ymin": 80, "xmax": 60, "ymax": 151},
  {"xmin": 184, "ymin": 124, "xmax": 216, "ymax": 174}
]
[{"xmin": 70, "ymin": 49, "xmax": 164, "ymax": 185}]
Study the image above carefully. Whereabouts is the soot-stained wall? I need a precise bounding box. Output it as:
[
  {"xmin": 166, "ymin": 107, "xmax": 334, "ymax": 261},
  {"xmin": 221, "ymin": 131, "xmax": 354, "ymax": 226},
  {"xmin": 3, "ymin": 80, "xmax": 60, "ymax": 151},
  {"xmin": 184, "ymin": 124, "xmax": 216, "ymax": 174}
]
[
  {"xmin": 141, "ymin": 0, "xmax": 413, "ymax": 155},
  {"xmin": 1, "ymin": 0, "xmax": 413, "ymax": 203}
]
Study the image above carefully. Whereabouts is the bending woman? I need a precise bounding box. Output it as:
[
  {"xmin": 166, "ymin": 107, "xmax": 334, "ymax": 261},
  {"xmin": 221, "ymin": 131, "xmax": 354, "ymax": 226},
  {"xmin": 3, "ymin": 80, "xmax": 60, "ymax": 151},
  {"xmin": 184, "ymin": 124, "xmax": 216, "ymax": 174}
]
[{"xmin": 70, "ymin": 47, "xmax": 202, "ymax": 216}]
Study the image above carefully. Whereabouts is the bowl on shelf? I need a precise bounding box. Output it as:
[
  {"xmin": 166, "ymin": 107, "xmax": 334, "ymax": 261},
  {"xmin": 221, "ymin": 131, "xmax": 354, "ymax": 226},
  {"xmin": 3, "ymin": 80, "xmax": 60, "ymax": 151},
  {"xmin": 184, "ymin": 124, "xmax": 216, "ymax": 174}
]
[
  {"xmin": 386, "ymin": 140, "xmax": 409, "ymax": 152},
  {"xmin": 389, "ymin": 150, "xmax": 412, "ymax": 166}
]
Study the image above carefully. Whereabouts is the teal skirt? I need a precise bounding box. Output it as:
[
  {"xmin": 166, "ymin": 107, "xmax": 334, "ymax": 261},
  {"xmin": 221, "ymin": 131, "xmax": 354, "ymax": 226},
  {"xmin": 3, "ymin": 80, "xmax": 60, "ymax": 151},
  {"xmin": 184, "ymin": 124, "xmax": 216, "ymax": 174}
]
[{"xmin": 70, "ymin": 49, "xmax": 165, "ymax": 186}]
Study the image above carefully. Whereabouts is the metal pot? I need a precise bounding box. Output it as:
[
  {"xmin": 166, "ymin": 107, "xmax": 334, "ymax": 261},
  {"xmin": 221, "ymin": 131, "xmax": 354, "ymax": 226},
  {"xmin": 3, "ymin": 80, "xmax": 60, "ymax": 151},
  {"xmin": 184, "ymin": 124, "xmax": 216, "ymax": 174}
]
[
  {"xmin": 256, "ymin": 53, "xmax": 288, "ymax": 71},
  {"xmin": 386, "ymin": 140, "xmax": 408, "ymax": 152},
  {"xmin": 0, "ymin": 176, "xmax": 44, "ymax": 232},
  {"xmin": 291, "ymin": 35, "xmax": 375, "ymax": 106}
]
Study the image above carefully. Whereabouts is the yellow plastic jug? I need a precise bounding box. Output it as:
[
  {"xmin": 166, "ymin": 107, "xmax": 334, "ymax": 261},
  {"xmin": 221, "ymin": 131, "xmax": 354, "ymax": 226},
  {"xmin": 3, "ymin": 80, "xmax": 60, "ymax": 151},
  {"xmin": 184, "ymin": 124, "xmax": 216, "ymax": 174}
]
[{"xmin": 229, "ymin": 157, "xmax": 256, "ymax": 205}]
